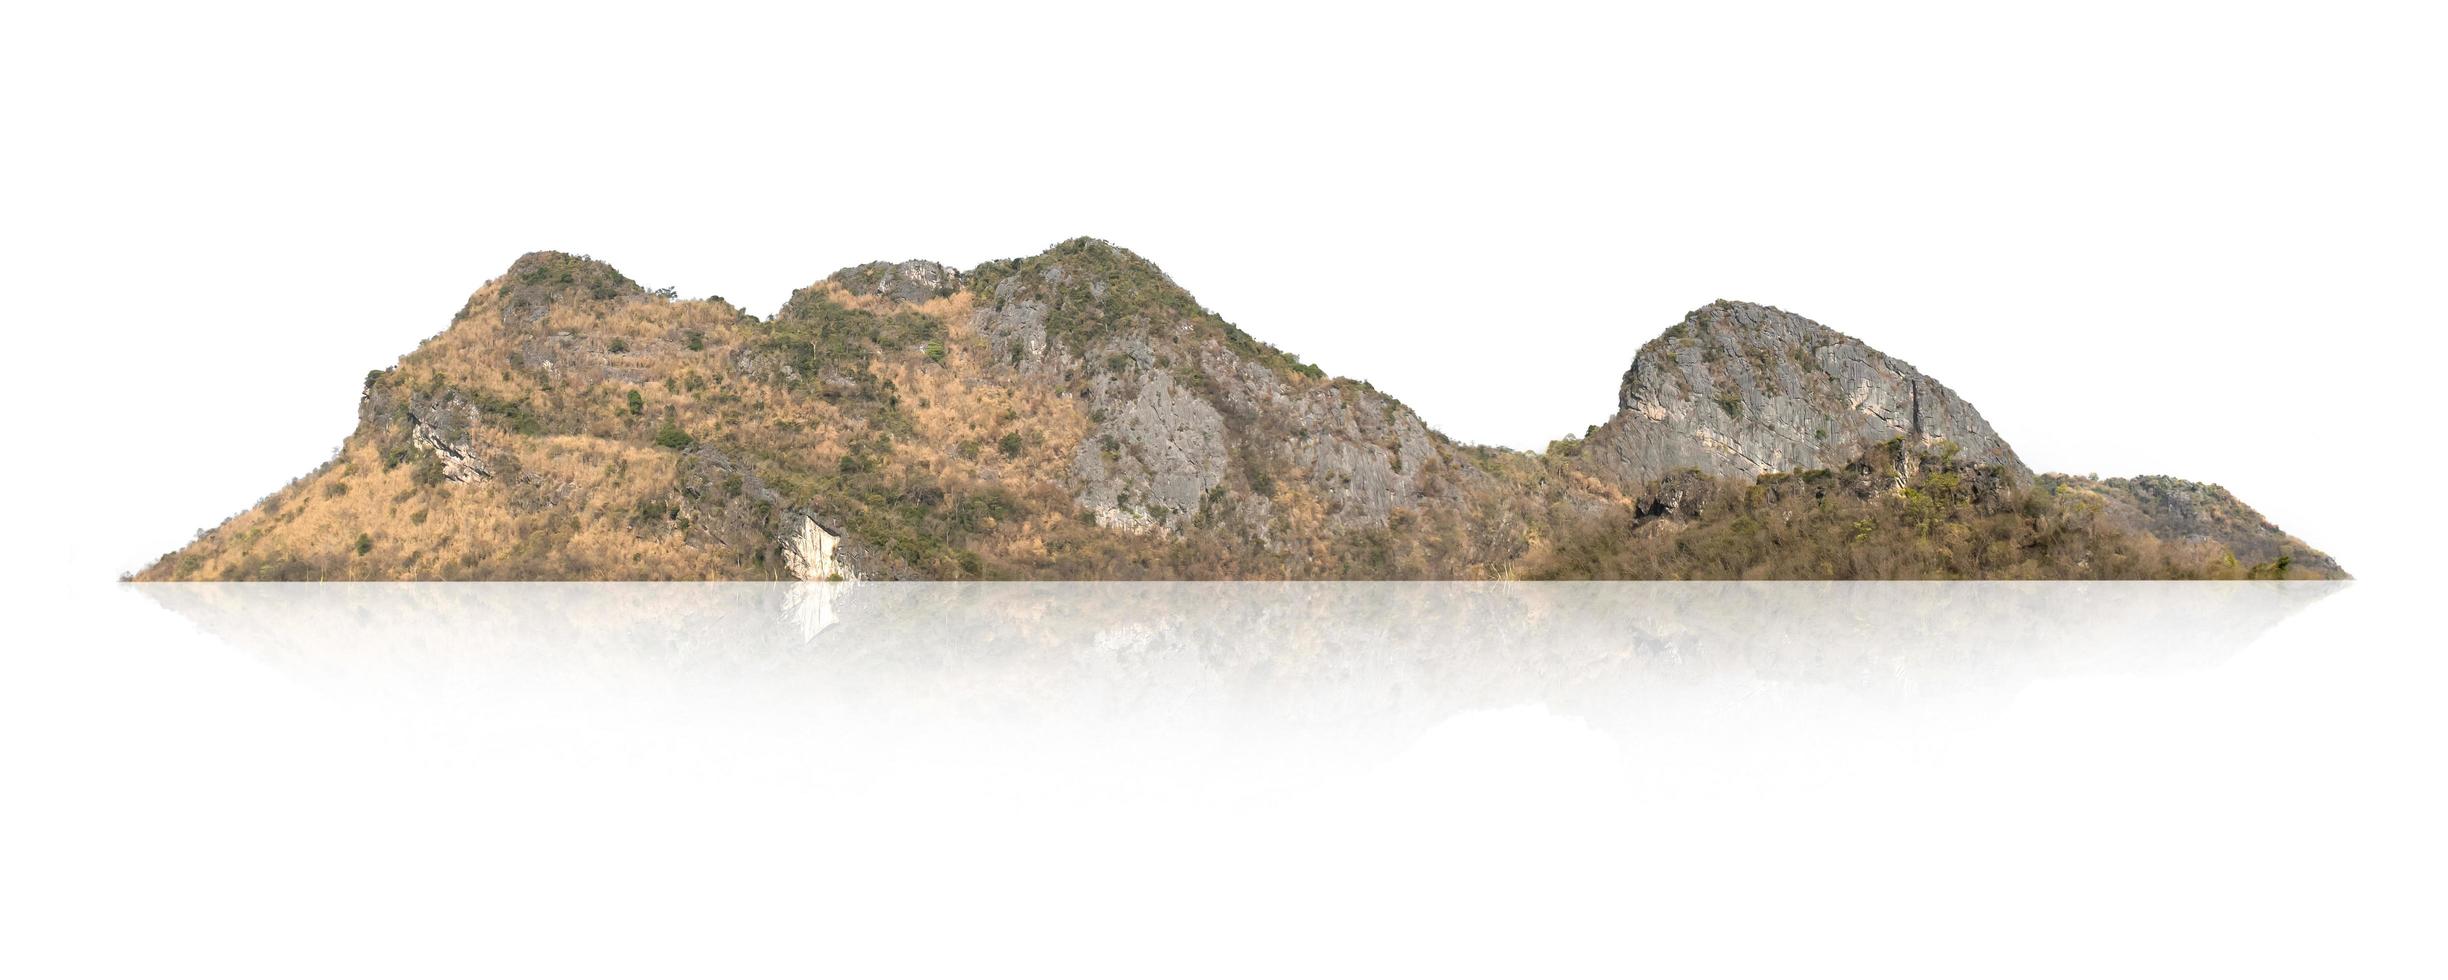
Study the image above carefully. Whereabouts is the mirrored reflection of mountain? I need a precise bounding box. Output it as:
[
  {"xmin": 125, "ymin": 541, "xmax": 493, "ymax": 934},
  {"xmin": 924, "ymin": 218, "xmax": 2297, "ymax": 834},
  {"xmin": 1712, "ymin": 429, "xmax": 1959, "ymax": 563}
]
[{"xmin": 141, "ymin": 582, "xmax": 2339, "ymax": 785}]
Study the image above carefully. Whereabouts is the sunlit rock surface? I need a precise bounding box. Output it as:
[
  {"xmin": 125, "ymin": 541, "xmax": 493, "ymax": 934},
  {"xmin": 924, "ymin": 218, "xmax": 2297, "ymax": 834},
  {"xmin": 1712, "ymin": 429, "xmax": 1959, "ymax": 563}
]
[{"xmin": 1583, "ymin": 300, "xmax": 2025, "ymax": 486}]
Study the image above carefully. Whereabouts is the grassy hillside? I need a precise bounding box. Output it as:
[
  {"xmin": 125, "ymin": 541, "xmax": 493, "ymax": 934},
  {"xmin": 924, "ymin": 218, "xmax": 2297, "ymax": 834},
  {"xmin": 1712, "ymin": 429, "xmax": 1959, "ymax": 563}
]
[{"xmin": 1527, "ymin": 440, "xmax": 2335, "ymax": 580}]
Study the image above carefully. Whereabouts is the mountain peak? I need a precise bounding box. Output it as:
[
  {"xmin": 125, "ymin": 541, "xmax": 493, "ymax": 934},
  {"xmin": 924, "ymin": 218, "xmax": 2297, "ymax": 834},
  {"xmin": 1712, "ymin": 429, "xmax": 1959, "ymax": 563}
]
[
  {"xmin": 963, "ymin": 237, "xmax": 1223, "ymax": 357},
  {"xmin": 967, "ymin": 237, "xmax": 1184, "ymax": 300},
  {"xmin": 499, "ymin": 251, "xmax": 640, "ymax": 296},
  {"xmin": 1584, "ymin": 301, "xmax": 2025, "ymax": 485},
  {"xmin": 487, "ymin": 251, "xmax": 649, "ymax": 327},
  {"xmin": 1638, "ymin": 300, "xmax": 1859, "ymax": 368},
  {"xmin": 827, "ymin": 260, "xmax": 963, "ymax": 304}
]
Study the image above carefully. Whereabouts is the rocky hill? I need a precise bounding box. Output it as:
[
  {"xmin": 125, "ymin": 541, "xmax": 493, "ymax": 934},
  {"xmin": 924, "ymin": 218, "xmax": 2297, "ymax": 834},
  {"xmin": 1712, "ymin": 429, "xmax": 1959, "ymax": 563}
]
[
  {"xmin": 135, "ymin": 239, "xmax": 2342, "ymax": 581},
  {"xmin": 1580, "ymin": 300, "xmax": 2025, "ymax": 486}
]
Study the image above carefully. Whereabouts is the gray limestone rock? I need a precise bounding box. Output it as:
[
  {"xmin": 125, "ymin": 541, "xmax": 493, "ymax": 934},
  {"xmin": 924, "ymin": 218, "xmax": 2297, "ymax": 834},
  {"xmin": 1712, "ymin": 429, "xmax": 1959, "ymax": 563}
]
[
  {"xmin": 1070, "ymin": 347, "xmax": 1231, "ymax": 533},
  {"xmin": 1581, "ymin": 300, "xmax": 2026, "ymax": 490}
]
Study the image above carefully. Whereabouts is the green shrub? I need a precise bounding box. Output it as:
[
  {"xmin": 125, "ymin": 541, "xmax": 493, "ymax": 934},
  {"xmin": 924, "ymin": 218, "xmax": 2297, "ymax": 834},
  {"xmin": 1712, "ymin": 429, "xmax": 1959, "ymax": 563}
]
[
  {"xmin": 754, "ymin": 291, "xmax": 945, "ymax": 394},
  {"xmin": 996, "ymin": 432, "xmax": 1025, "ymax": 459},
  {"xmin": 473, "ymin": 392, "xmax": 544, "ymax": 435}
]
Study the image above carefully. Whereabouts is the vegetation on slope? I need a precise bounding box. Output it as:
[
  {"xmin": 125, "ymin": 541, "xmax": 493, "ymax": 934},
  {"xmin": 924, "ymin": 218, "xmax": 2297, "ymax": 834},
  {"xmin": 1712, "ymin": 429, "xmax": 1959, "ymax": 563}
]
[
  {"xmin": 137, "ymin": 245, "xmax": 1543, "ymax": 580},
  {"xmin": 968, "ymin": 237, "xmax": 1328, "ymax": 383},
  {"xmin": 2038, "ymin": 473, "xmax": 2344, "ymax": 577},
  {"xmin": 1526, "ymin": 440, "xmax": 2336, "ymax": 580}
]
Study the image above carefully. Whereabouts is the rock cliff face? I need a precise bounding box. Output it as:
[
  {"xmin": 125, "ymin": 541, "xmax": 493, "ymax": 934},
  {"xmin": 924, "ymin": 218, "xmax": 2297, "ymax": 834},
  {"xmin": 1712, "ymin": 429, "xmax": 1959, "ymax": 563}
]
[
  {"xmin": 1581, "ymin": 301, "xmax": 2025, "ymax": 489},
  {"xmin": 957, "ymin": 240, "xmax": 1529, "ymax": 569},
  {"xmin": 135, "ymin": 241, "xmax": 2342, "ymax": 581}
]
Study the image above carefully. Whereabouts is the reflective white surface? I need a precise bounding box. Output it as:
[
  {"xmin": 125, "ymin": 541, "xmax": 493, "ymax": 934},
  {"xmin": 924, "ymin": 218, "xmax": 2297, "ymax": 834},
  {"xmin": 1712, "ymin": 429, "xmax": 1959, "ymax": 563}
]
[{"xmin": 4, "ymin": 581, "xmax": 2440, "ymax": 977}]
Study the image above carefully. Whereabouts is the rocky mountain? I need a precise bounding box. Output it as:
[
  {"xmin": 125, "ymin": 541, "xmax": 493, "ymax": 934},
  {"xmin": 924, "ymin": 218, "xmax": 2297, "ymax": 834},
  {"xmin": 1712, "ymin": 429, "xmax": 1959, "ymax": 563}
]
[
  {"xmin": 135, "ymin": 239, "xmax": 2342, "ymax": 581},
  {"xmin": 1580, "ymin": 300, "xmax": 2025, "ymax": 487}
]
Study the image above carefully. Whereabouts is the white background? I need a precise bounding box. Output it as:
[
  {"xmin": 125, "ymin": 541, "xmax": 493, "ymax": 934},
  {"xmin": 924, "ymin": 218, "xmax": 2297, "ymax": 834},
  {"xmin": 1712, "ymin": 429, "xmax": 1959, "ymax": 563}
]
[
  {"xmin": 4, "ymin": 5, "xmax": 2446, "ymax": 977},
  {"xmin": 5, "ymin": 0, "xmax": 2444, "ymax": 583},
  {"xmin": 4, "ymin": 581, "xmax": 2441, "ymax": 978}
]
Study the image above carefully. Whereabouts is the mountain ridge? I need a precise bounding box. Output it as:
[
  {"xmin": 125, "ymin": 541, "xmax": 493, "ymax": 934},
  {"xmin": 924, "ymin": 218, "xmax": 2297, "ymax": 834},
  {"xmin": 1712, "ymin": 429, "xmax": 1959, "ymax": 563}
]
[{"xmin": 135, "ymin": 238, "xmax": 2342, "ymax": 581}]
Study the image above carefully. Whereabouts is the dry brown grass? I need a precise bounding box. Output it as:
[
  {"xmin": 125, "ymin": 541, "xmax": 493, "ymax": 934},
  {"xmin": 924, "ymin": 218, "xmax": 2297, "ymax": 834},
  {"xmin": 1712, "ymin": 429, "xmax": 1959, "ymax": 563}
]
[{"xmin": 139, "ymin": 266, "xmax": 1134, "ymax": 581}]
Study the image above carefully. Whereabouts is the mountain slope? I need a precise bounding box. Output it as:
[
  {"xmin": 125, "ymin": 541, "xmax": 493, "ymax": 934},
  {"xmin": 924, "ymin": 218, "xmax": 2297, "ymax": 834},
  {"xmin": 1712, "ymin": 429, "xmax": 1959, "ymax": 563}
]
[
  {"xmin": 1529, "ymin": 438, "xmax": 2314, "ymax": 580},
  {"xmin": 135, "ymin": 240, "xmax": 2342, "ymax": 581},
  {"xmin": 2041, "ymin": 473, "xmax": 2343, "ymax": 577}
]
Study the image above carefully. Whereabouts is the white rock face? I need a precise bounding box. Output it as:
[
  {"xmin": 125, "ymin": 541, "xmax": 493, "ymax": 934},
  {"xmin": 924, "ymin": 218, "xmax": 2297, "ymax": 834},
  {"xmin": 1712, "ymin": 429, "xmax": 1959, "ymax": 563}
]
[
  {"xmin": 782, "ymin": 580, "xmax": 854, "ymax": 640},
  {"xmin": 781, "ymin": 516, "xmax": 856, "ymax": 582},
  {"xmin": 1089, "ymin": 504, "xmax": 1165, "ymax": 535}
]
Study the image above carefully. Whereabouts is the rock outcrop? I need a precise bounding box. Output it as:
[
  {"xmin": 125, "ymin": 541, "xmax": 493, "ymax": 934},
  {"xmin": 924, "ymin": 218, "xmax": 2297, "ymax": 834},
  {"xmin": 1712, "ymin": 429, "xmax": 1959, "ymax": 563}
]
[
  {"xmin": 780, "ymin": 515, "xmax": 857, "ymax": 582},
  {"xmin": 961, "ymin": 239, "xmax": 1515, "ymax": 559},
  {"xmin": 1581, "ymin": 301, "xmax": 2025, "ymax": 490},
  {"xmin": 831, "ymin": 260, "xmax": 962, "ymax": 304},
  {"xmin": 405, "ymin": 409, "xmax": 490, "ymax": 483},
  {"xmin": 1070, "ymin": 361, "xmax": 1230, "ymax": 534}
]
